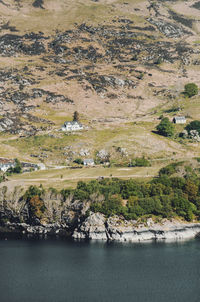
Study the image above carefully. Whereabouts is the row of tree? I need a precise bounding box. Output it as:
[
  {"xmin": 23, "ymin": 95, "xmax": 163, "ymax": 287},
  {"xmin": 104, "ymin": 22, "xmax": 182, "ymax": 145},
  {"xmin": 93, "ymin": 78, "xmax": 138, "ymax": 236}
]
[{"xmin": 25, "ymin": 165, "xmax": 200, "ymax": 222}]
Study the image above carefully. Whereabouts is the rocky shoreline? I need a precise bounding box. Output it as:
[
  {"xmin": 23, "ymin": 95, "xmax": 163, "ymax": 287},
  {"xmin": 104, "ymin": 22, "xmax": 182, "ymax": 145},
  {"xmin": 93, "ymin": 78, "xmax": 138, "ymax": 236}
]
[
  {"xmin": 72, "ymin": 213, "xmax": 200, "ymax": 242},
  {"xmin": 1, "ymin": 213, "xmax": 200, "ymax": 243},
  {"xmin": 1, "ymin": 186, "xmax": 200, "ymax": 242}
]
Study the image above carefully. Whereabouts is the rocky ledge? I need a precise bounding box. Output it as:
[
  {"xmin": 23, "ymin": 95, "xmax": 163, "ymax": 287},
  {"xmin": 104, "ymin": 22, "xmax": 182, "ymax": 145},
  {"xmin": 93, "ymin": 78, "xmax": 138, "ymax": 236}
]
[
  {"xmin": 1, "ymin": 212, "xmax": 200, "ymax": 242},
  {"xmin": 0, "ymin": 186, "xmax": 200, "ymax": 242},
  {"xmin": 73, "ymin": 213, "xmax": 200, "ymax": 242}
]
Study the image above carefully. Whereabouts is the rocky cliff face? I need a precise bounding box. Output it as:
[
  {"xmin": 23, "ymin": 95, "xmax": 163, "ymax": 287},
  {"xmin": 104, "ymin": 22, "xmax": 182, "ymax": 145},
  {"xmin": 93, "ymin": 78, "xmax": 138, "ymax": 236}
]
[
  {"xmin": 73, "ymin": 213, "xmax": 200, "ymax": 242},
  {"xmin": 0, "ymin": 186, "xmax": 90, "ymax": 236},
  {"xmin": 1, "ymin": 186, "xmax": 200, "ymax": 241}
]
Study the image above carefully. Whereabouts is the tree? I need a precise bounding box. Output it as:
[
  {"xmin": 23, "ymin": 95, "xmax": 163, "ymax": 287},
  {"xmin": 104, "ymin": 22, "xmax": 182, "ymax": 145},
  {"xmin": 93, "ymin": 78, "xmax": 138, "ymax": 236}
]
[
  {"xmin": 14, "ymin": 158, "xmax": 22, "ymax": 174},
  {"xmin": 156, "ymin": 117, "xmax": 175, "ymax": 137},
  {"xmin": 73, "ymin": 111, "xmax": 80, "ymax": 122},
  {"xmin": 73, "ymin": 158, "xmax": 83, "ymax": 165},
  {"xmin": 7, "ymin": 158, "xmax": 22, "ymax": 174},
  {"xmin": 184, "ymin": 180, "xmax": 198, "ymax": 202},
  {"xmin": 185, "ymin": 120, "xmax": 200, "ymax": 135},
  {"xmin": 184, "ymin": 83, "xmax": 198, "ymax": 98},
  {"xmin": 29, "ymin": 195, "xmax": 46, "ymax": 220}
]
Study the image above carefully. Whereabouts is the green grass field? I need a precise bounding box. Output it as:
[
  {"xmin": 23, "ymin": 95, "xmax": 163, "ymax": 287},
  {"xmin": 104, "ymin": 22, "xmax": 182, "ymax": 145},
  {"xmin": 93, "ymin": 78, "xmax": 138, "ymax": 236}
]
[{"xmin": 3, "ymin": 164, "xmax": 162, "ymax": 190}]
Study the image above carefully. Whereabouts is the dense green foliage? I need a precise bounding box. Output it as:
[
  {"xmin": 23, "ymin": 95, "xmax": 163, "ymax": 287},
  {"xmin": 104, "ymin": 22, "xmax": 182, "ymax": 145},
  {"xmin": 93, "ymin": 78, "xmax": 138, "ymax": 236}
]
[
  {"xmin": 25, "ymin": 168, "xmax": 200, "ymax": 222},
  {"xmin": 88, "ymin": 177, "xmax": 200, "ymax": 221},
  {"xmin": 60, "ymin": 171, "xmax": 200, "ymax": 222},
  {"xmin": 156, "ymin": 117, "xmax": 175, "ymax": 137},
  {"xmin": 129, "ymin": 157, "xmax": 151, "ymax": 167},
  {"xmin": 24, "ymin": 185, "xmax": 44, "ymax": 202},
  {"xmin": 6, "ymin": 159, "xmax": 22, "ymax": 175},
  {"xmin": 159, "ymin": 162, "xmax": 183, "ymax": 177},
  {"xmin": 184, "ymin": 83, "xmax": 198, "ymax": 98},
  {"xmin": 24, "ymin": 185, "xmax": 45, "ymax": 221},
  {"xmin": 185, "ymin": 120, "xmax": 200, "ymax": 135},
  {"xmin": 73, "ymin": 158, "xmax": 84, "ymax": 165}
]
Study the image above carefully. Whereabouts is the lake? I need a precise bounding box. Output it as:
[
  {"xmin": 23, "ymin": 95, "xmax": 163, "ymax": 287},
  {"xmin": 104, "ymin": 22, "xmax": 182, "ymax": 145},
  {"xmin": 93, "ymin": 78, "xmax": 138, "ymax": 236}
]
[{"xmin": 0, "ymin": 237, "xmax": 199, "ymax": 302}]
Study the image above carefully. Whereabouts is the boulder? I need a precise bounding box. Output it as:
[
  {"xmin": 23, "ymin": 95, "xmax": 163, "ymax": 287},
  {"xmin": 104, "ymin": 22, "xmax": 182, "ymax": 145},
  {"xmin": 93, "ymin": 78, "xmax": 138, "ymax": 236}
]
[{"xmin": 73, "ymin": 212, "xmax": 107, "ymax": 240}]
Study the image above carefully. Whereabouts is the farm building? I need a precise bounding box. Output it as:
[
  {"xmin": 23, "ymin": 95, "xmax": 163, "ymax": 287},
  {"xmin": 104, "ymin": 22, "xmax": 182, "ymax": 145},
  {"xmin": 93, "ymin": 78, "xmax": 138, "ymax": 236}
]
[
  {"xmin": 173, "ymin": 116, "xmax": 186, "ymax": 124},
  {"xmin": 83, "ymin": 159, "xmax": 95, "ymax": 166}
]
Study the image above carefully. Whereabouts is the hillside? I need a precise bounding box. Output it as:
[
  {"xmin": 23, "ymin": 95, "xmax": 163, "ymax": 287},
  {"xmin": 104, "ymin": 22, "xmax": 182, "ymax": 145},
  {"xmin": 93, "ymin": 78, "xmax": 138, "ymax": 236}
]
[{"xmin": 1, "ymin": 0, "xmax": 200, "ymax": 183}]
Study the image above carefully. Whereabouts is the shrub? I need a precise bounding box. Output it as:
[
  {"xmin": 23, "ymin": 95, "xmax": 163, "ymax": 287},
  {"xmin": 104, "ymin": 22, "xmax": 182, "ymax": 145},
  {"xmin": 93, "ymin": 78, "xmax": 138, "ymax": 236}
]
[
  {"xmin": 185, "ymin": 120, "xmax": 200, "ymax": 135},
  {"xmin": 73, "ymin": 158, "xmax": 83, "ymax": 165},
  {"xmin": 7, "ymin": 158, "xmax": 22, "ymax": 175},
  {"xmin": 0, "ymin": 174, "xmax": 5, "ymax": 183},
  {"xmin": 24, "ymin": 185, "xmax": 44, "ymax": 202},
  {"xmin": 184, "ymin": 83, "xmax": 198, "ymax": 98},
  {"xmin": 156, "ymin": 117, "xmax": 175, "ymax": 137},
  {"xmin": 23, "ymin": 186, "xmax": 46, "ymax": 221},
  {"xmin": 91, "ymin": 194, "xmax": 125, "ymax": 217},
  {"xmin": 158, "ymin": 162, "xmax": 183, "ymax": 177},
  {"xmin": 159, "ymin": 164, "xmax": 176, "ymax": 176},
  {"xmin": 29, "ymin": 195, "xmax": 46, "ymax": 220},
  {"xmin": 130, "ymin": 157, "xmax": 151, "ymax": 167}
]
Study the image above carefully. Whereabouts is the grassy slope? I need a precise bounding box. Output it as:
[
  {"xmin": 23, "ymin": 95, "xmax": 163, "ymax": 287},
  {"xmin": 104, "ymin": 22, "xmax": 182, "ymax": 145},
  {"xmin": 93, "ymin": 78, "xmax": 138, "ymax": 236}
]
[
  {"xmin": 2, "ymin": 165, "xmax": 162, "ymax": 190},
  {"xmin": 1, "ymin": 0, "xmax": 200, "ymax": 187}
]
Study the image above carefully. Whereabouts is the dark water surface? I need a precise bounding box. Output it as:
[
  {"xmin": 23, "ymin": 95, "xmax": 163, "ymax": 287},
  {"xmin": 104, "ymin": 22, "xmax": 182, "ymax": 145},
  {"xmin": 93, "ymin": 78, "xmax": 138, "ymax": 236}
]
[{"xmin": 0, "ymin": 238, "xmax": 199, "ymax": 302}]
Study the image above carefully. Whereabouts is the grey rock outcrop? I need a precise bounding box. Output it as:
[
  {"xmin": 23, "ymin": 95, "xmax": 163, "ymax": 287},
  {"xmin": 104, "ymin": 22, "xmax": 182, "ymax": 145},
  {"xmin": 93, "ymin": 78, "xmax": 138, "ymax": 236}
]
[
  {"xmin": 96, "ymin": 149, "xmax": 110, "ymax": 162},
  {"xmin": 79, "ymin": 149, "xmax": 90, "ymax": 157},
  {"xmin": 189, "ymin": 130, "xmax": 200, "ymax": 142},
  {"xmin": 180, "ymin": 129, "xmax": 200, "ymax": 142},
  {"xmin": 73, "ymin": 212, "xmax": 107, "ymax": 240},
  {"xmin": 148, "ymin": 18, "xmax": 190, "ymax": 38},
  {"xmin": 73, "ymin": 213, "xmax": 200, "ymax": 242}
]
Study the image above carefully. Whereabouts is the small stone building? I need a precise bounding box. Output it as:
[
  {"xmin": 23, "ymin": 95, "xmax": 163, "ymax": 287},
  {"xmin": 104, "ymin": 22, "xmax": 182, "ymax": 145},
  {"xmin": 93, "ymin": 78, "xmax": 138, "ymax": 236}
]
[
  {"xmin": 173, "ymin": 116, "xmax": 186, "ymax": 124},
  {"xmin": 83, "ymin": 159, "xmax": 95, "ymax": 166}
]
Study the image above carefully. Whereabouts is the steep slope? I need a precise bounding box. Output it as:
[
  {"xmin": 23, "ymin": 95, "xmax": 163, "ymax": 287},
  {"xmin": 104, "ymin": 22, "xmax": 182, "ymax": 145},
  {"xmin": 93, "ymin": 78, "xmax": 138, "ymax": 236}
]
[{"xmin": 0, "ymin": 0, "xmax": 200, "ymax": 165}]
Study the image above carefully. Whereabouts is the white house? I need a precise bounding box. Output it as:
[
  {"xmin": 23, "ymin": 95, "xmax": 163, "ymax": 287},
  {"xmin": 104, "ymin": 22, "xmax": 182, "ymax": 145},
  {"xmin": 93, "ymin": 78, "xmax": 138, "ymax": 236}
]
[
  {"xmin": 83, "ymin": 159, "xmax": 95, "ymax": 166},
  {"xmin": 173, "ymin": 116, "xmax": 186, "ymax": 124},
  {"xmin": 0, "ymin": 158, "xmax": 15, "ymax": 172},
  {"xmin": 61, "ymin": 121, "xmax": 83, "ymax": 132}
]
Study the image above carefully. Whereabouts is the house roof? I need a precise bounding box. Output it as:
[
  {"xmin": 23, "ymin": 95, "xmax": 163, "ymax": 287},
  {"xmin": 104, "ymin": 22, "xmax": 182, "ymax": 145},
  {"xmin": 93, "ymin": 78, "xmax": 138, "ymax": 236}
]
[
  {"xmin": 173, "ymin": 116, "xmax": 186, "ymax": 121},
  {"xmin": 84, "ymin": 159, "xmax": 94, "ymax": 163},
  {"xmin": 63, "ymin": 121, "xmax": 82, "ymax": 126}
]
